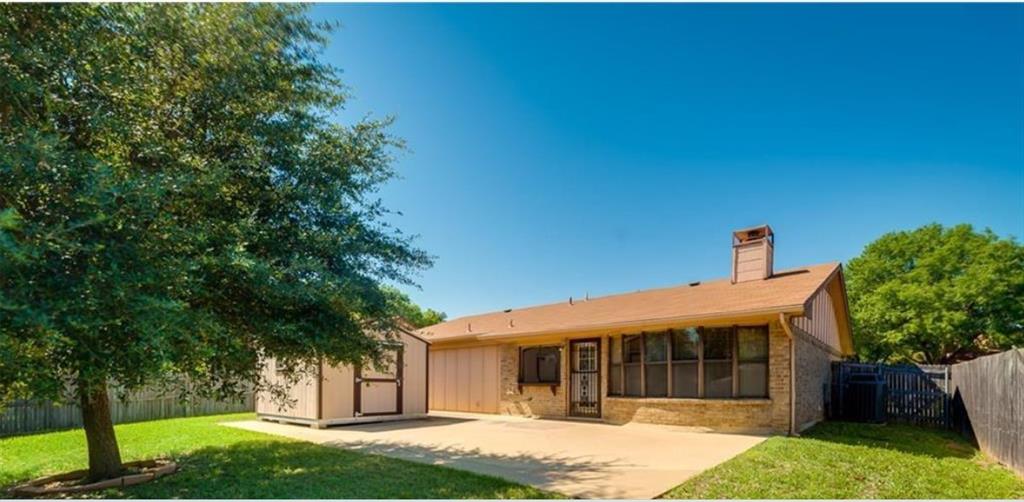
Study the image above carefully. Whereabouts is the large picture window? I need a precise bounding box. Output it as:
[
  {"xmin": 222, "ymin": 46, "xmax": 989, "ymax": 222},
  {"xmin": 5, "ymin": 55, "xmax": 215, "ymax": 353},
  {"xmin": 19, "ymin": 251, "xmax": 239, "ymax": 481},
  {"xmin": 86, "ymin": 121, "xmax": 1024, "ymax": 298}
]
[
  {"xmin": 703, "ymin": 328, "xmax": 734, "ymax": 398},
  {"xmin": 644, "ymin": 332, "xmax": 668, "ymax": 397},
  {"xmin": 519, "ymin": 346, "xmax": 561, "ymax": 384},
  {"xmin": 607, "ymin": 325, "xmax": 770, "ymax": 399},
  {"xmin": 671, "ymin": 328, "xmax": 699, "ymax": 398},
  {"xmin": 623, "ymin": 335, "xmax": 643, "ymax": 396},
  {"xmin": 737, "ymin": 326, "xmax": 769, "ymax": 397},
  {"xmin": 608, "ymin": 336, "xmax": 623, "ymax": 396}
]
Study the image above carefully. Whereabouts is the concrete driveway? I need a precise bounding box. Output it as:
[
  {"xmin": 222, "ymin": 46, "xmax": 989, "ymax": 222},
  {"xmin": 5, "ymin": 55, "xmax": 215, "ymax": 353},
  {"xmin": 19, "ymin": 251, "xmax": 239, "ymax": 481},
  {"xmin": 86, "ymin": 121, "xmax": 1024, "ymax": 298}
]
[{"xmin": 226, "ymin": 412, "xmax": 766, "ymax": 499}]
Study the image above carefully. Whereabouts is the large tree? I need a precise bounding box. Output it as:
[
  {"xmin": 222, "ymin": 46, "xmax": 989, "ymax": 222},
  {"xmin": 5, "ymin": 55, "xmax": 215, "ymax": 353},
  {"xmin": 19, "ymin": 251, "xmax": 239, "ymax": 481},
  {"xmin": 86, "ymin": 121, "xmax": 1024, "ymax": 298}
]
[
  {"xmin": 382, "ymin": 286, "xmax": 447, "ymax": 329},
  {"xmin": 846, "ymin": 224, "xmax": 1024, "ymax": 364},
  {"xmin": 0, "ymin": 4, "xmax": 430, "ymax": 481}
]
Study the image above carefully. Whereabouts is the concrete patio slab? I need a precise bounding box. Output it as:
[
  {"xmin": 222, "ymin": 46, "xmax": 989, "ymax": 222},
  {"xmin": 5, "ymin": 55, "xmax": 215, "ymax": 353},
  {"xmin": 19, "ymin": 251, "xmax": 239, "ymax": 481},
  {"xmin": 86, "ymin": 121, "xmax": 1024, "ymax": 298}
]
[{"xmin": 225, "ymin": 412, "xmax": 766, "ymax": 499}]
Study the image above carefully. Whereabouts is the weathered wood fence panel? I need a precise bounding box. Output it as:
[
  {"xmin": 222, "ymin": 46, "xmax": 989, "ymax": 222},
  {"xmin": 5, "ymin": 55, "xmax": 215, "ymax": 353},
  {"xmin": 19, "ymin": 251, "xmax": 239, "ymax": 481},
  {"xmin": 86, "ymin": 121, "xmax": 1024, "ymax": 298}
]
[
  {"xmin": 951, "ymin": 349, "xmax": 1024, "ymax": 476},
  {"xmin": 0, "ymin": 387, "xmax": 254, "ymax": 437}
]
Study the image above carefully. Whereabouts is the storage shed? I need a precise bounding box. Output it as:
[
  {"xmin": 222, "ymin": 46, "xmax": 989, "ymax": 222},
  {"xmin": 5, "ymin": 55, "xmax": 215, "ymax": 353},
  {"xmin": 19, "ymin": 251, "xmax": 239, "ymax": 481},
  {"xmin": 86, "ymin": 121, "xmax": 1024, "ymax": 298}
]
[{"xmin": 256, "ymin": 328, "xmax": 430, "ymax": 427}]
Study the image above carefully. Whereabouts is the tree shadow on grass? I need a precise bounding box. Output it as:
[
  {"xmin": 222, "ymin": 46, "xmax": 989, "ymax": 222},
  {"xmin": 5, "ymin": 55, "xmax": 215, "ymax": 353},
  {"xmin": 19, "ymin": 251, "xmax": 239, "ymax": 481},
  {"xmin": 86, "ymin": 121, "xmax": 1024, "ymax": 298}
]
[
  {"xmin": 801, "ymin": 420, "xmax": 976, "ymax": 460},
  {"xmin": 105, "ymin": 437, "xmax": 596, "ymax": 499}
]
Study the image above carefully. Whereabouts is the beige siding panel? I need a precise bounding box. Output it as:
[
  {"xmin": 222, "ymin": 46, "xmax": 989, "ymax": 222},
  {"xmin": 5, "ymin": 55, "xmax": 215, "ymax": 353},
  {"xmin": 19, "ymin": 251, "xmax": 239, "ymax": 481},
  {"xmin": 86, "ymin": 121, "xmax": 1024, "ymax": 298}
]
[
  {"xmin": 445, "ymin": 350, "xmax": 458, "ymax": 409},
  {"xmin": 731, "ymin": 240, "xmax": 773, "ymax": 283},
  {"xmin": 401, "ymin": 331, "xmax": 428, "ymax": 414},
  {"xmin": 469, "ymin": 351, "xmax": 484, "ymax": 412},
  {"xmin": 361, "ymin": 382, "xmax": 398, "ymax": 414},
  {"xmin": 792, "ymin": 285, "xmax": 842, "ymax": 353},
  {"xmin": 256, "ymin": 359, "xmax": 319, "ymax": 420},
  {"xmin": 434, "ymin": 350, "xmax": 446, "ymax": 409},
  {"xmin": 456, "ymin": 349, "xmax": 471, "ymax": 410},
  {"xmin": 320, "ymin": 363, "xmax": 354, "ymax": 420},
  {"xmin": 429, "ymin": 346, "xmax": 500, "ymax": 413},
  {"xmin": 363, "ymin": 350, "xmax": 398, "ymax": 379}
]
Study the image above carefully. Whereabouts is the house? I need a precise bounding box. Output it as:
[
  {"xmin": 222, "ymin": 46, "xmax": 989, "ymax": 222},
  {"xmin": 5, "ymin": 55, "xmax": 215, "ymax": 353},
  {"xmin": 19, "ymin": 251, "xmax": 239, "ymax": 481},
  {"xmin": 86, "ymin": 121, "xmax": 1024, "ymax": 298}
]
[
  {"xmin": 256, "ymin": 327, "xmax": 431, "ymax": 427},
  {"xmin": 418, "ymin": 225, "xmax": 853, "ymax": 434}
]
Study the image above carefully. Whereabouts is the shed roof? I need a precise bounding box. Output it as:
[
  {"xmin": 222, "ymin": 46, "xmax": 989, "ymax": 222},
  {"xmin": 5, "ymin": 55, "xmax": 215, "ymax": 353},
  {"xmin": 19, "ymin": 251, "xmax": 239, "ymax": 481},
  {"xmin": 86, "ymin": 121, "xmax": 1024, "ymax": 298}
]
[{"xmin": 417, "ymin": 262, "xmax": 843, "ymax": 342}]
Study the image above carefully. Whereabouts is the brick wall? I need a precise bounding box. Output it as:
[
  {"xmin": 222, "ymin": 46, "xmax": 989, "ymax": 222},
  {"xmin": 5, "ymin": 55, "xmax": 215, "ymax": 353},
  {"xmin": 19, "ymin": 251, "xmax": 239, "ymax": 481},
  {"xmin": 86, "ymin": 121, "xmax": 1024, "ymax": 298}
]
[
  {"xmin": 603, "ymin": 397, "xmax": 775, "ymax": 431},
  {"xmin": 493, "ymin": 320, "xmax": 809, "ymax": 434},
  {"xmin": 793, "ymin": 327, "xmax": 839, "ymax": 431},
  {"xmin": 768, "ymin": 320, "xmax": 793, "ymax": 432},
  {"xmin": 498, "ymin": 342, "xmax": 568, "ymax": 417},
  {"xmin": 602, "ymin": 321, "xmax": 793, "ymax": 434}
]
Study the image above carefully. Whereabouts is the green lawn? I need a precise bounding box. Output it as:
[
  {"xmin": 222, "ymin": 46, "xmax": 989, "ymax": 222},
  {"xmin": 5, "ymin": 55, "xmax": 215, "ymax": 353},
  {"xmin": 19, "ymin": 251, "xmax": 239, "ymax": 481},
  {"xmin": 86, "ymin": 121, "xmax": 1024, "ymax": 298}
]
[
  {"xmin": 664, "ymin": 421, "xmax": 1024, "ymax": 499},
  {"xmin": 0, "ymin": 413, "xmax": 555, "ymax": 498}
]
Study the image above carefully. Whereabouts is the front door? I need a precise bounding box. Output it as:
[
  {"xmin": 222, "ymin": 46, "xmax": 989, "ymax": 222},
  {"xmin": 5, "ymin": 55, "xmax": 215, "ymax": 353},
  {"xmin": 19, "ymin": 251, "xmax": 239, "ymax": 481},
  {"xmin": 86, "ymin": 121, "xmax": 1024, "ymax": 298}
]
[{"xmin": 569, "ymin": 339, "xmax": 601, "ymax": 418}]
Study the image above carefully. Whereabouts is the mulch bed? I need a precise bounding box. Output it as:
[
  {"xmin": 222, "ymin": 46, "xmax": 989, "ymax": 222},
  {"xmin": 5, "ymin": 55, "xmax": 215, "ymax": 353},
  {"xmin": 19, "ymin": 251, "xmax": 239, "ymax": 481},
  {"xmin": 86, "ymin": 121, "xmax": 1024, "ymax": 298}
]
[{"xmin": 8, "ymin": 459, "xmax": 177, "ymax": 498}]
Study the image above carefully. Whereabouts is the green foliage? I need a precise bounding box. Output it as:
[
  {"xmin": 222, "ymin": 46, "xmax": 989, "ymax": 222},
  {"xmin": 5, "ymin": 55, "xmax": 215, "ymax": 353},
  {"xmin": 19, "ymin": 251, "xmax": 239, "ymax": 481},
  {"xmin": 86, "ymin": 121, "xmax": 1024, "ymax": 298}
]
[
  {"xmin": 845, "ymin": 224, "xmax": 1024, "ymax": 363},
  {"xmin": 381, "ymin": 286, "xmax": 447, "ymax": 329},
  {"xmin": 665, "ymin": 421, "xmax": 1024, "ymax": 499},
  {"xmin": 0, "ymin": 413, "xmax": 557, "ymax": 498},
  {"xmin": 0, "ymin": 4, "xmax": 430, "ymax": 405}
]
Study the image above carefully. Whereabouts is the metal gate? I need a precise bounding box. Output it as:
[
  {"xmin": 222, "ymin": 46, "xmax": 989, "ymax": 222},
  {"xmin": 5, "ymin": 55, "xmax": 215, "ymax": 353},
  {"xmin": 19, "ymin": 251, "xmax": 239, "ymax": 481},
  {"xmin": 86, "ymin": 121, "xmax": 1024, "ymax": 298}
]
[{"xmin": 569, "ymin": 339, "xmax": 601, "ymax": 418}]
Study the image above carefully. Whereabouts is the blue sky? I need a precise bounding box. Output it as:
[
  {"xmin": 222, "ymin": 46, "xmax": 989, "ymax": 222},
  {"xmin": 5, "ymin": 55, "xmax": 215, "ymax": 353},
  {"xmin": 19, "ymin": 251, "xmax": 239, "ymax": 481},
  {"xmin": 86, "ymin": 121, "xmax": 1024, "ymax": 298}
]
[{"xmin": 310, "ymin": 4, "xmax": 1024, "ymax": 319}]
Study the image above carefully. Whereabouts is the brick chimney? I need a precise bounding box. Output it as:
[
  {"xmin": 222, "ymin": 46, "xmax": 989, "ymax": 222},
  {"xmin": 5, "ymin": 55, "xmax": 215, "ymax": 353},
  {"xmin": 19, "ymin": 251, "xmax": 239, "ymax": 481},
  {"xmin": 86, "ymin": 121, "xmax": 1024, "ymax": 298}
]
[{"xmin": 731, "ymin": 225, "xmax": 774, "ymax": 283}]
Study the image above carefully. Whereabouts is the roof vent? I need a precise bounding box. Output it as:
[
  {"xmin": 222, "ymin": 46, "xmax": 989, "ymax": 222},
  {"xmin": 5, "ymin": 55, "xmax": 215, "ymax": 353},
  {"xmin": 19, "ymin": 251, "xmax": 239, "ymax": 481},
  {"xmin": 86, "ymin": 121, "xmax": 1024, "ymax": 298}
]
[
  {"xmin": 689, "ymin": 281, "xmax": 701, "ymax": 287},
  {"xmin": 503, "ymin": 308, "xmax": 512, "ymax": 313},
  {"xmin": 731, "ymin": 224, "xmax": 774, "ymax": 283}
]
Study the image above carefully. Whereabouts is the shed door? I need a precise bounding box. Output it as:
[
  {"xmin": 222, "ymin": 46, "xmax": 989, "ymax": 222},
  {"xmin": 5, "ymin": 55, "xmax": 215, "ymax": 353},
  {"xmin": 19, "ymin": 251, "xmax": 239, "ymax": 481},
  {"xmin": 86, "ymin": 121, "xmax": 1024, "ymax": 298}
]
[
  {"xmin": 356, "ymin": 349, "xmax": 402, "ymax": 416},
  {"xmin": 429, "ymin": 346, "xmax": 500, "ymax": 413}
]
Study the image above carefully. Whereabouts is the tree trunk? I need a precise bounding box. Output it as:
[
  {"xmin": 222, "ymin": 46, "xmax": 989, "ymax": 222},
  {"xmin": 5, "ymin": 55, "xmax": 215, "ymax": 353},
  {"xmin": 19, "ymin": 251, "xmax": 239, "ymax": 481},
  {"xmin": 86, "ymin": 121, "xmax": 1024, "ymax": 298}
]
[{"xmin": 80, "ymin": 381, "xmax": 123, "ymax": 481}]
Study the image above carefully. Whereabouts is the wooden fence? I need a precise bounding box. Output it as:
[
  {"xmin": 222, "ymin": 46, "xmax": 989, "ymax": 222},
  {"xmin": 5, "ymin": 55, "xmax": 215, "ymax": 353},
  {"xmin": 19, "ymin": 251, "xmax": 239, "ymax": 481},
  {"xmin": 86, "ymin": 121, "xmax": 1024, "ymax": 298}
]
[
  {"xmin": 951, "ymin": 349, "xmax": 1024, "ymax": 476},
  {"xmin": 0, "ymin": 387, "xmax": 254, "ymax": 437}
]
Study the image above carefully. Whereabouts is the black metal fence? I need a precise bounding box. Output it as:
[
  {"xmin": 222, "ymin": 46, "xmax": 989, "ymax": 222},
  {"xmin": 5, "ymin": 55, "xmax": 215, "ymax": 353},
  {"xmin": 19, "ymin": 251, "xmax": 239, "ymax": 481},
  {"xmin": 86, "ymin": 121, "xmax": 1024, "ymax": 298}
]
[{"xmin": 830, "ymin": 361, "xmax": 951, "ymax": 428}]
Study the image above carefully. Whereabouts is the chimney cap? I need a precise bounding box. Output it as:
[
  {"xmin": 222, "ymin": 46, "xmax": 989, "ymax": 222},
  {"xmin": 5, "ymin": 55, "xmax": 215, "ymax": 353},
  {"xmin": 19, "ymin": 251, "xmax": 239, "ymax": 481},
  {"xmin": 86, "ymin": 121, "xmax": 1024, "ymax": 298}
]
[{"xmin": 733, "ymin": 224, "xmax": 774, "ymax": 244}]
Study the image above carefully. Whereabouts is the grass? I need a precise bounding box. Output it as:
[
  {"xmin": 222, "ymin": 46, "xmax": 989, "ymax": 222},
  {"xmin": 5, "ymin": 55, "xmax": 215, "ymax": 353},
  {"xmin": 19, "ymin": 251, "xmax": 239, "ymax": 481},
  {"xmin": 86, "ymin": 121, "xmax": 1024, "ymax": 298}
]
[
  {"xmin": 0, "ymin": 413, "xmax": 557, "ymax": 498},
  {"xmin": 663, "ymin": 421, "xmax": 1024, "ymax": 499}
]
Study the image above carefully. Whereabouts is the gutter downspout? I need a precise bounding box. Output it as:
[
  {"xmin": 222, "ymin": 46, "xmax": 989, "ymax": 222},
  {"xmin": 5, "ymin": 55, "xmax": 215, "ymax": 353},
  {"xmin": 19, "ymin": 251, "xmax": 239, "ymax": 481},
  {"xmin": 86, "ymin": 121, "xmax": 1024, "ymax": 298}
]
[{"xmin": 779, "ymin": 313, "xmax": 798, "ymax": 436}]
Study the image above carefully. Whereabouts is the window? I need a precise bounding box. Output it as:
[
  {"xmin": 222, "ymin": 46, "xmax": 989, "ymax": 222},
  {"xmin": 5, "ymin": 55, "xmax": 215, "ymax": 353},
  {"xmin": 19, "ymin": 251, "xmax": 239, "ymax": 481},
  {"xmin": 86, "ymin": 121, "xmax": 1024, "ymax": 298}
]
[
  {"xmin": 623, "ymin": 335, "xmax": 643, "ymax": 396},
  {"xmin": 703, "ymin": 328, "xmax": 733, "ymax": 398},
  {"xmin": 606, "ymin": 325, "xmax": 769, "ymax": 400},
  {"xmin": 644, "ymin": 332, "xmax": 668, "ymax": 397},
  {"xmin": 671, "ymin": 328, "xmax": 699, "ymax": 398},
  {"xmin": 608, "ymin": 336, "xmax": 623, "ymax": 396},
  {"xmin": 737, "ymin": 326, "xmax": 769, "ymax": 397},
  {"xmin": 519, "ymin": 346, "xmax": 561, "ymax": 384}
]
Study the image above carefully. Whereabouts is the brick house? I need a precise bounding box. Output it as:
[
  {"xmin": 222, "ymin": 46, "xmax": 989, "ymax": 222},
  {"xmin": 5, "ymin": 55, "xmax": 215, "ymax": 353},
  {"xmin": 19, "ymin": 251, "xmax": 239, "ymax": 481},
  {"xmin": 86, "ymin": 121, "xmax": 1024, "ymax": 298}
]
[{"xmin": 418, "ymin": 225, "xmax": 853, "ymax": 434}]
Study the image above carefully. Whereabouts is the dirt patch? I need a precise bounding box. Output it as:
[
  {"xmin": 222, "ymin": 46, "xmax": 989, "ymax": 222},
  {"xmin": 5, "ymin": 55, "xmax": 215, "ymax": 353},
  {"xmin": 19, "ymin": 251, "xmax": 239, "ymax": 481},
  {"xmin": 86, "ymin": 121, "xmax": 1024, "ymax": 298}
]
[{"xmin": 8, "ymin": 459, "xmax": 177, "ymax": 498}]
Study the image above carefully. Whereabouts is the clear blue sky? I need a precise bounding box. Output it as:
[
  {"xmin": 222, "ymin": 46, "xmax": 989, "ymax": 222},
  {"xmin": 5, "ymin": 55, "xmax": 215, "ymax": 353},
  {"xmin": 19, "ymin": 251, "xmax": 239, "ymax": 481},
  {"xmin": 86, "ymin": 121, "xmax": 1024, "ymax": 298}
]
[{"xmin": 310, "ymin": 4, "xmax": 1024, "ymax": 319}]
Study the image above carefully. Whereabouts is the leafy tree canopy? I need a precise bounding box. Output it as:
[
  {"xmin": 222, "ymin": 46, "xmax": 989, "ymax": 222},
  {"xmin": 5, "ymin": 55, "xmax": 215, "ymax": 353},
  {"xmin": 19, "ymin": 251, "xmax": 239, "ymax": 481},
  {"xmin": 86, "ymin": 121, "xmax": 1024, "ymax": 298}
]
[
  {"xmin": 381, "ymin": 286, "xmax": 447, "ymax": 329},
  {"xmin": 0, "ymin": 4, "xmax": 430, "ymax": 478},
  {"xmin": 846, "ymin": 224, "xmax": 1023, "ymax": 364}
]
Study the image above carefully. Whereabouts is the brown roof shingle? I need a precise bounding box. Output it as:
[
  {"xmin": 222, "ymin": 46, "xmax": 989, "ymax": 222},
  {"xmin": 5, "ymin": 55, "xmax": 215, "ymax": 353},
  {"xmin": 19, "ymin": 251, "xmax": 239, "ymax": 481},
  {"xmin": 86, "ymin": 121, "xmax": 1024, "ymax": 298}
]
[{"xmin": 417, "ymin": 262, "xmax": 841, "ymax": 342}]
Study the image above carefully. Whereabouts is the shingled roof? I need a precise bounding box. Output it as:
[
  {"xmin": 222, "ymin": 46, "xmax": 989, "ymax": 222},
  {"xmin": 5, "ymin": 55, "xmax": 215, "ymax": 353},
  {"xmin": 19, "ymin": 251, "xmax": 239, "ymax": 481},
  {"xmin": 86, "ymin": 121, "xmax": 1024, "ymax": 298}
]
[{"xmin": 417, "ymin": 262, "xmax": 842, "ymax": 342}]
